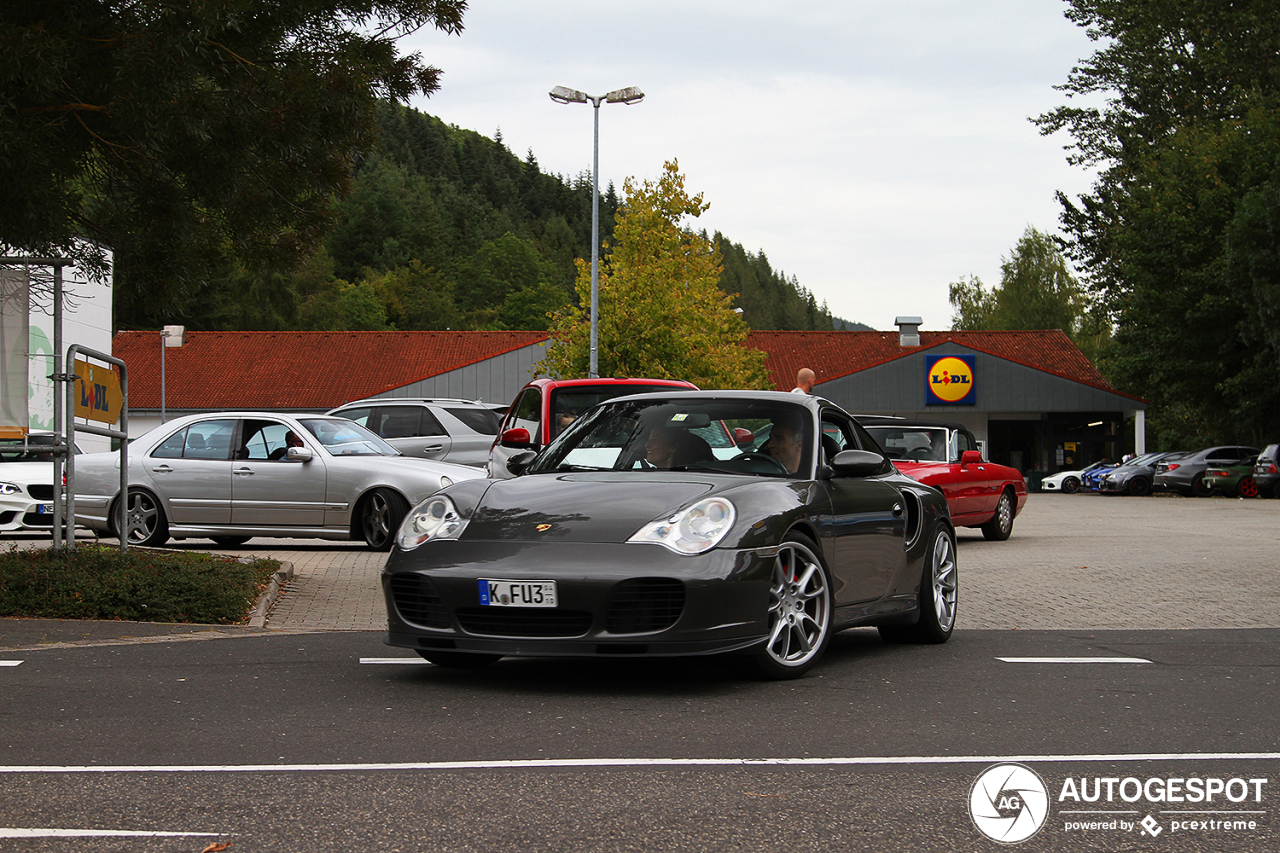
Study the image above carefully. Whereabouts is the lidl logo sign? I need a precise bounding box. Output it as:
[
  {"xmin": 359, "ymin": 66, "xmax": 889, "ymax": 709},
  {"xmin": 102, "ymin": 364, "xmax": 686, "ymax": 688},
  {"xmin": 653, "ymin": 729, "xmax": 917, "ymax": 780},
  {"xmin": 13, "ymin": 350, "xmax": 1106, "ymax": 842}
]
[
  {"xmin": 73, "ymin": 360, "xmax": 123, "ymax": 424},
  {"xmin": 926, "ymin": 355, "xmax": 976, "ymax": 405}
]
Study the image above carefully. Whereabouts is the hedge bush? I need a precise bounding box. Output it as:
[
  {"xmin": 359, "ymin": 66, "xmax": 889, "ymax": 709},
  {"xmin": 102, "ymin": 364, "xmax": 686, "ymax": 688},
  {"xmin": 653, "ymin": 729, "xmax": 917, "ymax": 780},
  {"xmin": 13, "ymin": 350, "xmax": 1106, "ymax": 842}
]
[{"xmin": 0, "ymin": 545, "xmax": 282, "ymax": 624}]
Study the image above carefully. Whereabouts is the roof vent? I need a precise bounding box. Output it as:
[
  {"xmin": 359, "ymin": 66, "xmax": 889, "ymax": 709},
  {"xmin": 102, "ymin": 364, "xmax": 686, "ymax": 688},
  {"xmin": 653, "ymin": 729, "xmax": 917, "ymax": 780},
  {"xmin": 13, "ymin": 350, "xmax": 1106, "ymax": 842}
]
[{"xmin": 895, "ymin": 316, "xmax": 923, "ymax": 347}]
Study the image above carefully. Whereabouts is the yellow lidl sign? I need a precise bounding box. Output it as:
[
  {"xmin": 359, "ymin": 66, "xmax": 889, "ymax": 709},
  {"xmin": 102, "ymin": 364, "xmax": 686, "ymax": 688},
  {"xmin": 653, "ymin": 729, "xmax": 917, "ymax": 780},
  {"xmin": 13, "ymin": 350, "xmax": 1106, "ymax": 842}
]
[
  {"xmin": 74, "ymin": 359, "xmax": 123, "ymax": 424},
  {"xmin": 926, "ymin": 355, "xmax": 976, "ymax": 405}
]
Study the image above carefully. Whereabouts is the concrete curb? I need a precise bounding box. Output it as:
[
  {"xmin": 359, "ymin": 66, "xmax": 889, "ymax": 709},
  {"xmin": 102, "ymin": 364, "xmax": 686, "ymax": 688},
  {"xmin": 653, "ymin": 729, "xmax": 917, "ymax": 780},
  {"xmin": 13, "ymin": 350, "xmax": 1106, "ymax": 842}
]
[{"xmin": 248, "ymin": 560, "xmax": 295, "ymax": 629}]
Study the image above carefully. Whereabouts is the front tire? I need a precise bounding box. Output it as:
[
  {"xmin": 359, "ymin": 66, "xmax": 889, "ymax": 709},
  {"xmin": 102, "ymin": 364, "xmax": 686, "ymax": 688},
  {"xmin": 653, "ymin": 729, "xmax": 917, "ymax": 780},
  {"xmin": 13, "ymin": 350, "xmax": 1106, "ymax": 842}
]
[
  {"xmin": 116, "ymin": 490, "xmax": 169, "ymax": 547},
  {"xmin": 879, "ymin": 525, "xmax": 958, "ymax": 644},
  {"xmin": 361, "ymin": 488, "xmax": 409, "ymax": 550},
  {"xmin": 1061, "ymin": 477, "xmax": 1080, "ymax": 494},
  {"xmin": 980, "ymin": 490, "xmax": 1015, "ymax": 541},
  {"xmin": 1191, "ymin": 474, "xmax": 1212, "ymax": 497},
  {"xmin": 1128, "ymin": 476, "xmax": 1151, "ymax": 496},
  {"xmin": 753, "ymin": 536, "xmax": 832, "ymax": 679}
]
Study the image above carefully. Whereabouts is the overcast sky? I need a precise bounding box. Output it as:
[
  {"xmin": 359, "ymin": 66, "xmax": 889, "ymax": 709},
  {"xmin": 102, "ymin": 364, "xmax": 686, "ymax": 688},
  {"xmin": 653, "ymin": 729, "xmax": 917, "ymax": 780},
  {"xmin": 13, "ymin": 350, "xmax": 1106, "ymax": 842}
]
[{"xmin": 402, "ymin": 1, "xmax": 1102, "ymax": 332}]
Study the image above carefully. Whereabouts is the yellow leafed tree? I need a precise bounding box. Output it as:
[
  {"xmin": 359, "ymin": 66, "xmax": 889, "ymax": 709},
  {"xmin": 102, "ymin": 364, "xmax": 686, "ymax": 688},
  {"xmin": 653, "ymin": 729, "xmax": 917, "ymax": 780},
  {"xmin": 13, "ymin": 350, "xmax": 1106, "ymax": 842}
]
[{"xmin": 540, "ymin": 160, "xmax": 768, "ymax": 389}]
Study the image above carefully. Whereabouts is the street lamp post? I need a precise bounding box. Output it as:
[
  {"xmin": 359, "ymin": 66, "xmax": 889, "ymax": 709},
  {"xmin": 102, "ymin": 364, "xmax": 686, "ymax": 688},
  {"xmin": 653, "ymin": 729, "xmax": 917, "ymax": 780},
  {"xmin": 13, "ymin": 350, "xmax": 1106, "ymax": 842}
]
[{"xmin": 549, "ymin": 85, "xmax": 644, "ymax": 379}]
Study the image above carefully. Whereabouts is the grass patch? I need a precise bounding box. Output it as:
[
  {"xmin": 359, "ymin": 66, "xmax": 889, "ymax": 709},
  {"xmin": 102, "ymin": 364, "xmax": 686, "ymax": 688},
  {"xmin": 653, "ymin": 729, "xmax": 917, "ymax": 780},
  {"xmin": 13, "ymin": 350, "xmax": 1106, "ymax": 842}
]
[{"xmin": 0, "ymin": 545, "xmax": 282, "ymax": 624}]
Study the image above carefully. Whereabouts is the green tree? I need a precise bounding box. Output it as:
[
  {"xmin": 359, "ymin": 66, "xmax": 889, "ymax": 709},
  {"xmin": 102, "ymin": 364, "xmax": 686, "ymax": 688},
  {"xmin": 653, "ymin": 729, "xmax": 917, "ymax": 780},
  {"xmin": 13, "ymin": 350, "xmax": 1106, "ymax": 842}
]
[
  {"xmin": 541, "ymin": 161, "xmax": 768, "ymax": 389},
  {"xmin": 1035, "ymin": 0, "xmax": 1280, "ymax": 444},
  {"xmin": 367, "ymin": 260, "xmax": 462, "ymax": 330},
  {"xmin": 0, "ymin": 0, "xmax": 466, "ymax": 326},
  {"xmin": 950, "ymin": 228, "xmax": 1088, "ymax": 331}
]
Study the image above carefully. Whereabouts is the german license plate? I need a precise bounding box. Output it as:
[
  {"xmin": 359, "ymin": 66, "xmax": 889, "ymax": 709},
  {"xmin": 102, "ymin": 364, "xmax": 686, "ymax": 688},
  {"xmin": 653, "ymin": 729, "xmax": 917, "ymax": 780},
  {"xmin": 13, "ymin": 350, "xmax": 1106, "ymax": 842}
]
[
  {"xmin": 36, "ymin": 504, "xmax": 51, "ymax": 515},
  {"xmin": 479, "ymin": 579, "xmax": 557, "ymax": 607}
]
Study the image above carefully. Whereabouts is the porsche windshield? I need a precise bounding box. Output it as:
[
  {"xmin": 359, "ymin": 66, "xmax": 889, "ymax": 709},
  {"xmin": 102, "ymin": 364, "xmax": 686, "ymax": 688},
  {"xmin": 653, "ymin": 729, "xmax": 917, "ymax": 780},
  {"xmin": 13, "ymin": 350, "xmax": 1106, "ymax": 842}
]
[{"xmin": 528, "ymin": 399, "xmax": 812, "ymax": 477}]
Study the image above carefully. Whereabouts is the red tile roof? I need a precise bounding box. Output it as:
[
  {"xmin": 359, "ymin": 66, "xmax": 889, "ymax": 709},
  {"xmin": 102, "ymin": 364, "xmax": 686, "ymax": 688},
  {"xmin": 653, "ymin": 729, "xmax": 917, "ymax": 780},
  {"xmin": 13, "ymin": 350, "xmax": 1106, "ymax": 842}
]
[
  {"xmin": 112, "ymin": 327, "xmax": 1132, "ymax": 410},
  {"xmin": 747, "ymin": 329, "xmax": 1135, "ymax": 399},
  {"xmin": 113, "ymin": 330, "xmax": 549, "ymax": 409}
]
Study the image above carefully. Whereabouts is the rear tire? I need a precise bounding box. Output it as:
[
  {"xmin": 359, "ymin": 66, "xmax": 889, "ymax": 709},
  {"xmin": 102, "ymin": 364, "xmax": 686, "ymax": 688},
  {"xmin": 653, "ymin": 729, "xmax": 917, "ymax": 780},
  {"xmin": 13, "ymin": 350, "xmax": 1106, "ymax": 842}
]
[
  {"xmin": 361, "ymin": 488, "xmax": 409, "ymax": 550},
  {"xmin": 1237, "ymin": 477, "xmax": 1259, "ymax": 498},
  {"xmin": 980, "ymin": 490, "xmax": 1015, "ymax": 541},
  {"xmin": 879, "ymin": 525, "xmax": 957, "ymax": 644},
  {"xmin": 416, "ymin": 650, "xmax": 502, "ymax": 668},
  {"xmin": 1191, "ymin": 474, "xmax": 1212, "ymax": 497}
]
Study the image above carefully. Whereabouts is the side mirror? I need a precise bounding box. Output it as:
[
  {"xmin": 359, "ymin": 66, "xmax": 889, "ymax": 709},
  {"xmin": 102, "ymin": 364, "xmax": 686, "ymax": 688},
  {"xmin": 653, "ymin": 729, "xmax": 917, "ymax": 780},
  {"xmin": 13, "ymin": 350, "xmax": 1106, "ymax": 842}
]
[
  {"xmin": 500, "ymin": 427, "xmax": 534, "ymax": 449},
  {"xmin": 506, "ymin": 450, "xmax": 538, "ymax": 475},
  {"xmin": 960, "ymin": 450, "xmax": 983, "ymax": 466},
  {"xmin": 830, "ymin": 449, "xmax": 887, "ymax": 477},
  {"xmin": 732, "ymin": 427, "xmax": 754, "ymax": 447},
  {"xmin": 287, "ymin": 447, "xmax": 313, "ymax": 462}
]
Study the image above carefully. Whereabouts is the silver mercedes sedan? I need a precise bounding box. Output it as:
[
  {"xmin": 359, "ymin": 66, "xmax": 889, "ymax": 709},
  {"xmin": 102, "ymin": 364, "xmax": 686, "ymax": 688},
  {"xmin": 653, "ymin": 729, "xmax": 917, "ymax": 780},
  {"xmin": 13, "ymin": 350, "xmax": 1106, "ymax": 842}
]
[{"xmin": 73, "ymin": 412, "xmax": 485, "ymax": 549}]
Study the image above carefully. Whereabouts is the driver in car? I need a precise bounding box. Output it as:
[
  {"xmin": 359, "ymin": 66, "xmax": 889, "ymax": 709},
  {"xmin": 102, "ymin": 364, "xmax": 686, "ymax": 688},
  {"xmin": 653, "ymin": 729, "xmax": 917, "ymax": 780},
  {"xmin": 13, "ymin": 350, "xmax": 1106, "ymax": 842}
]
[{"xmin": 761, "ymin": 412, "xmax": 804, "ymax": 474}]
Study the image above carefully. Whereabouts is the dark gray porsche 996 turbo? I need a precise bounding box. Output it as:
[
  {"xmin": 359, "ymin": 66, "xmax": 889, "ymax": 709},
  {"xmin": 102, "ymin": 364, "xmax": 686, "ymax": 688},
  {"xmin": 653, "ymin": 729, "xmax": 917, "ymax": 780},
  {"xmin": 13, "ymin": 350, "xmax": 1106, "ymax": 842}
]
[{"xmin": 381, "ymin": 391, "xmax": 957, "ymax": 679}]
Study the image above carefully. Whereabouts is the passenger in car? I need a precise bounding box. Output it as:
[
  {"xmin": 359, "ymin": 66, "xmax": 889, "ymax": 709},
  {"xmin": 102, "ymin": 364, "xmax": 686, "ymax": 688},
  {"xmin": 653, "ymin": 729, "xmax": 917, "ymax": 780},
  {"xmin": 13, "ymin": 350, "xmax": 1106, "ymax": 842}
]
[{"xmin": 645, "ymin": 427, "xmax": 714, "ymax": 469}]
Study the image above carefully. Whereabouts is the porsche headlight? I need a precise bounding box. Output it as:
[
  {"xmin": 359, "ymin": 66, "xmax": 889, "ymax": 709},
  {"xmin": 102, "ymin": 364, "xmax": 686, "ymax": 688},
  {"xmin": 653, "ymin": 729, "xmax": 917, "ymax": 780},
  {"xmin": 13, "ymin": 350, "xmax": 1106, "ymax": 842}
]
[
  {"xmin": 628, "ymin": 497, "xmax": 736, "ymax": 555},
  {"xmin": 397, "ymin": 494, "xmax": 468, "ymax": 550}
]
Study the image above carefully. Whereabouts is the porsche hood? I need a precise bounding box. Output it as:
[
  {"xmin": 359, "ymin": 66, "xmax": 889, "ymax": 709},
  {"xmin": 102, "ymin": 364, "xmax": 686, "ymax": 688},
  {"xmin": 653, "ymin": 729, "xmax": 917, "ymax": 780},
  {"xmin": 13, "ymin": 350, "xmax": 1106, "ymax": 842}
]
[{"xmin": 460, "ymin": 473, "xmax": 718, "ymax": 544}]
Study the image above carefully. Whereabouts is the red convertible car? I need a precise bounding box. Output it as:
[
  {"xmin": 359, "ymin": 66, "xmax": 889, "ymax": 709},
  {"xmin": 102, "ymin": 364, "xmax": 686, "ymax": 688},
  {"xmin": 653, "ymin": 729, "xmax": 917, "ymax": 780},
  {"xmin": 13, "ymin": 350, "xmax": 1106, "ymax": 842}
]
[{"xmin": 858, "ymin": 416, "xmax": 1027, "ymax": 540}]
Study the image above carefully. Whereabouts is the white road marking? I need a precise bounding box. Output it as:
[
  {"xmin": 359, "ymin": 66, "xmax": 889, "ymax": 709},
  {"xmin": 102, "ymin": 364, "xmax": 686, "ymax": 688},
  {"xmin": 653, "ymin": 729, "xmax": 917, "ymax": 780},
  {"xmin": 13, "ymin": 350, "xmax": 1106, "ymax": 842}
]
[
  {"xmin": 0, "ymin": 661, "xmax": 22, "ymax": 667},
  {"xmin": 0, "ymin": 828, "xmax": 219, "ymax": 838},
  {"xmin": 998, "ymin": 657, "xmax": 1152, "ymax": 664},
  {"xmin": 0, "ymin": 752, "xmax": 1275, "ymax": 774},
  {"xmin": 359, "ymin": 657, "xmax": 429, "ymax": 665}
]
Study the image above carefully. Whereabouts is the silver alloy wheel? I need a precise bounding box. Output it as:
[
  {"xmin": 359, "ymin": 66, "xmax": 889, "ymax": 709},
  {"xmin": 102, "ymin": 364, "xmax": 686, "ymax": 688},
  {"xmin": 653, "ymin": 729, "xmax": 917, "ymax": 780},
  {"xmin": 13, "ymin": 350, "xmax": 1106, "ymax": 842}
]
[
  {"xmin": 994, "ymin": 493, "xmax": 1012, "ymax": 532},
  {"xmin": 361, "ymin": 488, "xmax": 409, "ymax": 550},
  {"xmin": 126, "ymin": 492, "xmax": 161, "ymax": 544},
  {"xmin": 764, "ymin": 541, "xmax": 831, "ymax": 668},
  {"xmin": 928, "ymin": 529, "xmax": 958, "ymax": 633}
]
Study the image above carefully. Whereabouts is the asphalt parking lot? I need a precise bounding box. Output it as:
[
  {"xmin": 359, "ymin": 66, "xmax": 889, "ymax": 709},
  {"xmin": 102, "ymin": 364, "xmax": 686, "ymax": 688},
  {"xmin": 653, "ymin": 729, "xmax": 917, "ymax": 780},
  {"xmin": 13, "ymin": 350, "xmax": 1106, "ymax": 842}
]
[{"xmin": 2, "ymin": 491, "xmax": 1277, "ymax": 648}]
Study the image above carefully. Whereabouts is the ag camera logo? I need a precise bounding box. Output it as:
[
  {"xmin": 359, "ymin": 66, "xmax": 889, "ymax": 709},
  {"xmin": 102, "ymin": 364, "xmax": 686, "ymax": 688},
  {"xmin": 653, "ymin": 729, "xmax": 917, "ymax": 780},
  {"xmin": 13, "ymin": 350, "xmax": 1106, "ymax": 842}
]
[{"xmin": 970, "ymin": 763, "xmax": 1050, "ymax": 843}]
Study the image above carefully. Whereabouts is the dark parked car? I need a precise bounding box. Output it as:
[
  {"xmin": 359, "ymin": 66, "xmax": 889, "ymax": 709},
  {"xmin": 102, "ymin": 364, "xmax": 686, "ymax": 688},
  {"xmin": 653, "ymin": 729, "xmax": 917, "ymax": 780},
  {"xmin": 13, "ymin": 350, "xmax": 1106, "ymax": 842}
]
[
  {"xmin": 384, "ymin": 391, "xmax": 956, "ymax": 679},
  {"xmin": 327, "ymin": 398, "xmax": 502, "ymax": 467},
  {"xmin": 1255, "ymin": 445, "xmax": 1280, "ymax": 498},
  {"xmin": 1203, "ymin": 460, "xmax": 1261, "ymax": 498},
  {"xmin": 857, "ymin": 417, "xmax": 1027, "ymax": 541},
  {"xmin": 1097, "ymin": 451, "xmax": 1185, "ymax": 496},
  {"xmin": 487, "ymin": 377, "xmax": 697, "ymax": 478},
  {"xmin": 1153, "ymin": 445, "xmax": 1260, "ymax": 497}
]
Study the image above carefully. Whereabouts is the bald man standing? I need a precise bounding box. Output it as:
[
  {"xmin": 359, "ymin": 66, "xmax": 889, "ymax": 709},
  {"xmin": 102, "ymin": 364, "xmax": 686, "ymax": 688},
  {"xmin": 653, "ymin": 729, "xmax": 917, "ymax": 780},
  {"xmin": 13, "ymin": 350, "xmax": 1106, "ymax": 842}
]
[{"xmin": 791, "ymin": 367, "xmax": 815, "ymax": 394}]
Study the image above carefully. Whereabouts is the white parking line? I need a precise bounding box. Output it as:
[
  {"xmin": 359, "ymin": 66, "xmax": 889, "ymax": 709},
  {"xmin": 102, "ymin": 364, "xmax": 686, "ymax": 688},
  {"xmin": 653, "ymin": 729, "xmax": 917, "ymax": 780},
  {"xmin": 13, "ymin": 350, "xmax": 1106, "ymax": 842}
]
[
  {"xmin": 0, "ymin": 752, "xmax": 1275, "ymax": 774},
  {"xmin": 998, "ymin": 657, "xmax": 1152, "ymax": 664},
  {"xmin": 0, "ymin": 828, "xmax": 220, "ymax": 838},
  {"xmin": 0, "ymin": 661, "xmax": 22, "ymax": 667},
  {"xmin": 359, "ymin": 657, "xmax": 429, "ymax": 665}
]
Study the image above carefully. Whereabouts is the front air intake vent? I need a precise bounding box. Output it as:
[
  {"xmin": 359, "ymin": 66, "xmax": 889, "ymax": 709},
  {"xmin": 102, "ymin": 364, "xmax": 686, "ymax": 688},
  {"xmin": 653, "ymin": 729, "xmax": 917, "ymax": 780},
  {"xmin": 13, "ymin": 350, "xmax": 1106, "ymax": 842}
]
[
  {"xmin": 605, "ymin": 578, "xmax": 685, "ymax": 634},
  {"xmin": 456, "ymin": 608, "xmax": 593, "ymax": 638},
  {"xmin": 389, "ymin": 575, "xmax": 450, "ymax": 629}
]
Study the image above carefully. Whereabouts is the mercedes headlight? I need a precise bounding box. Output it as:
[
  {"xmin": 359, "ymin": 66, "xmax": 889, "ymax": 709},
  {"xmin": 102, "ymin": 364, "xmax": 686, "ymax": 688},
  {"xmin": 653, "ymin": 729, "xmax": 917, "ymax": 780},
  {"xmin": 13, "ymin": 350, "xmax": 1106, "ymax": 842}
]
[
  {"xmin": 628, "ymin": 497, "xmax": 736, "ymax": 555},
  {"xmin": 397, "ymin": 494, "xmax": 468, "ymax": 550}
]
